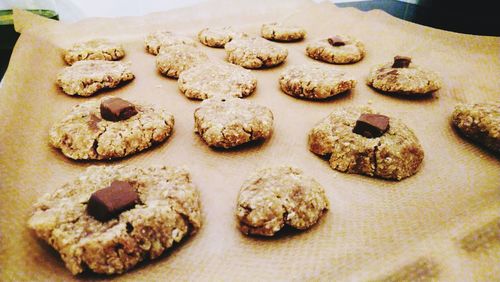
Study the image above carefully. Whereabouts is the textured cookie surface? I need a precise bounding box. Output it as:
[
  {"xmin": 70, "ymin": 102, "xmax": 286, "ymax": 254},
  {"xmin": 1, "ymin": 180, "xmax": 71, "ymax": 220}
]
[
  {"xmin": 261, "ymin": 22, "xmax": 306, "ymax": 42},
  {"xmin": 236, "ymin": 166, "xmax": 329, "ymax": 236},
  {"xmin": 56, "ymin": 61, "xmax": 134, "ymax": 96},
  {"xmin": 225, "ymin": 37, "xmax": 288, "ymax": 69},
  {"xmin": 156, "ymin": 45, "xmax": 209, "ymax": 78},
  {"xmin": 27, "ymin": 165, "xmax": 202, "ymax": 275},
  {"xmin": 49, "ymin": 97, "xmax": 174, "ymax": 160},
  {"xmin": 145, "ymin": 31, "xmax": 197, "ymax": 55},
  {"xmin": 279, "ymin": 64, "xmax": 356, "ymax": 99},
  {"xmin": 178, "ymin": 62, "xmax": 257, "ymax": 100},
  {"xmin": 63, "ymin": 39, "xmax": 125, "ymax": 65},
  {"xmin": 452, "ymin": 102, "xmax": 500, "ymax": 153},
  {"xmin": 306, "ymin": 35, "xmax": 365, "ymax": 64},
  {"xmin": 194, "ymin": 97, "xmax": 273, "ymax": 148},
  {"xmin": 198, "ymin": 26, "xmax": 245, "ymax": 48},
  {"xmin": 308, "ymin": 106, "xmax": 424, "ymax": 180}
]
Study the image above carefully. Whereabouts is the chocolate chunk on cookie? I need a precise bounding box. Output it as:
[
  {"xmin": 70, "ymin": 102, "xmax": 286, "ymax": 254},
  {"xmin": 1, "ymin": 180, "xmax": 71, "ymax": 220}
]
[
  {"xmin": 87, "ymin": 180, "xmax": 139, "ymax": 222},
  {"xmin": 144, "ymin": 31, "xmax": 197, "ymax": 55},
  {"xmin": 100, "ymin": 97, "xmax": 138, "ymax": 121},
  {"xmin": 225, "ymin": 37, "xmax": 288, "ymax": 69},
  {"xmin": 156, "ymin": 45, "xmax": 209, "ymax": 79},
  {"xmin": 261, "ymin": 22, "xmax": 306, "ymax": 42},
  {"xmin": 63, "ymin": 39, "xmax": 125, "ymax": 65},
  {"xmin": 198, "ymin": 26, "xmax": 246, "ymax": 48},
  {"xmin": 306, "ymin": 35, "xmax": 365, "ymax": 64},
  {"xmin": 353, "ymin": 113, "xmax": 390, "ymax": 138}
]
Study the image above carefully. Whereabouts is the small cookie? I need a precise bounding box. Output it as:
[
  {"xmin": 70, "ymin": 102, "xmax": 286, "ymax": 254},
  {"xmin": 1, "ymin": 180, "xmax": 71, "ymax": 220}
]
[
  {"xmin": 63, "ymin": 39, "xmax": 125, "ymax": 65},
  {"xmin": 261, "ymin": 22, "xmax": 306, "ymax": 42},
  {"xmin": 144, "ymin": 31, "xmax": 197, "ymax": 55},
  {"xmin": 279, "ymin": 64, "xmax": 356, "ymax": 99},
  {"xmin": 198, "ymin": 26, "xmax": 245, "ymax": 48},
  {"xmin": 306, "ymin": 35, "xmax": 365, "ymax": 64},
  {"xmin": 194, "ymin": 97, "xmax": 273, "ymax": 148},
  {"xmin": 366, "ymin": 56, "xmax": 442, "ymax": 95},
  {"xmin": 178, "ymin": 62, "xmax": 257, "ymax": 100},
  {"xmin": 308, "ymin": 106, "xmax": 424, "ymax": 180},
  {"xmin": 56, "ymin": 60, "xmax": 134, "ymax": 97},
  {"xmin": 49, "ymin": 97, "xmax": 174, "ymax": 160},
  {"xmin": 225, "ymin": 37, "xmax": 288, "ymax": 69},
  {"xmin": 236, "ymin": 166, "xmax": 329, "ymax": 236},
  {"xmin": 27, "ymin": 165, "xmax": 202, "ymax": 275},
  {"xmin": 452, "ymin": 102, "xmax": 500, "ymax": 153},
  {"xmin": 156, "ymin": 45, "xmax": 209, "ymax": 79}
]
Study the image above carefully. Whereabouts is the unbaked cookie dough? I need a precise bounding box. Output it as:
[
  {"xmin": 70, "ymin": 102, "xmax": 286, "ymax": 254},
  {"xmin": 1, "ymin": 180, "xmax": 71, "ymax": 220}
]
[
  {"xmin": 236, "ymin": 166, "xmax": 329, "ymax": 236},
  {"xmin": 306, "ymin": 35, "xmax": 365, "ymax": 64},
  {"xmin": 156, "ymin": 45, "xmax": 209, "ymax": 79},
  {"xmin": 225, "ymin": 37, "xmax": 288, "ymax": 69},
  {"xmin": 27, "ymin": 165, "xmax": 202, "ymax": 275},
  {"xmin": 308, "ymin": 106, "xmax": 424, "ymax": 180},
  {"xmin": 63, "ymin": 39, "xmax": 125, "ymax": 65},
  {"xmin": 49, "ymin": 97, "xmax": 174, "ymax": 160},
  {"xmin": 279, "ymin": 64, "xmax": 356, "ymax": 99},
  {"xmin": 261, "ymin": 22, "xmax": 306, "ymax": 42},
  {"xmin": 198, "ymin": 26, "xmax": 245, "ymax": 48},
  {"xmin": 452, "ymin": 102, "xmax": 500, "ymax": 154},
  {"xmin": 56, "ymin": 60, "xmax": 134, "ymax": 97},
  {"xmin": 145, "ymin": 31, "xmax": 197, "ymax": 55},
  {"xmin": 178, "ymin": 62, "xmax": 257, "ymax": 100},
  {"xmin": 194, "ymin": 97, "xmax": 273, "ymax": 148}
]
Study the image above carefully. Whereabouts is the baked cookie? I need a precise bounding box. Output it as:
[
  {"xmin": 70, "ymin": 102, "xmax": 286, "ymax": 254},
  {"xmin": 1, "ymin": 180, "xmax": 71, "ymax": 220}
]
[
  {"xmin": 306, "ymin": 35, "xmax": 365, "ymax": 64},
  {"xmin": 27, "ymin": 165, "xmax": 202, "ymax": 275},
  {"xmin": 279, "ymin": 64, "xmax": 356, "ymax": 99},
  {"xmin": 49, "ymin": 97, "xmax": 174, "ymax": 160},
  {"xmin": 63, "ymin": 39, "xmax": 125, "ymax": 65},
  {"xmin": 56, "ymin": 60, "xmax": 134, "ymax": 97},
  {"xmin": 193, "ymin": 97, "xmax": 273, "ymax": 148},
  {"xmin": 366, "ymin": 56, "xmax": 442, "ymax": 95},
  {"xmin": 452, "ymin": 102, "xmax": 500, "ymax": 153},
  {"xmin": 144, "ymin": 31, "xmax": 197, "ymax": 55},
  {"xmin": 308, "ymin": 106, "xmax": 424, "ymax": 180},
  {"xmin": 178, "ymin": 62, "xmax": 257, "ymax": 100},
  {"xmin": 236, "ymin": 166, "xmax": 329, "ymax": 236},
  {"xmin": 261, "ymin": 22, "xmax": 306, "ymax": 42},
  {"xmin": 156, "ymin": 45, "xmax": 209, "ymax": 79},
  {"xmin": 197, "ymin": 26, "xmax": 245, "ymax": 48},
  {"xmin": 225, "ymin": 37, "xmax": 288, "ymax": 69}
]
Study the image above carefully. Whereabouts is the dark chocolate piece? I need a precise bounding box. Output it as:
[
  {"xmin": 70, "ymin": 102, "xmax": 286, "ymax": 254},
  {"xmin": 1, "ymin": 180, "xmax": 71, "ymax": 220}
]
[
  {"xmin": 392, "ymin": 56, "xmax": 411, "ymax": 68},
  {"xmin": 100, "ymin": 98, "xmax": 138, "ymax": 122},
  {"xmin": 353, "ymin": 113, "xmax": 390, "ymax": 138},
  {"xmin": 87, "ymin": 180, "xmax": 139, "ymax": 222},
  {"xmin": 327, "ymin": 36, "xmax": 346, "ymax": 47}
]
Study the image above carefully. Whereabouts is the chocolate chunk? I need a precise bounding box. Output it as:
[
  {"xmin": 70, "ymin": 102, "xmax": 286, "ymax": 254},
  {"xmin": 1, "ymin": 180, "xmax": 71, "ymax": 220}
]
[
  {"xmin": 327, "ymin": 36, "xmax": 346, "ymax": 47},
  {"xmin": 353, "ymin": 113, "xmax": 390, "ymax": 138},
  {"xmin": 100, "ymin": 98, "xmax": 138, "ymax": 122},
  {"xmin": 87, "ymin": 180, "xmax": 139, "ymax": 222},
  {"xmin": 392, "ymin": 56, "xmax": 411, "ymax": 68}
]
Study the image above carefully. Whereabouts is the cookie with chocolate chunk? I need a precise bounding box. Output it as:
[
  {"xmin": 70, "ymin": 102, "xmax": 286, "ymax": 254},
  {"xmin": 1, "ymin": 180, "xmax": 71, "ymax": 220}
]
[
  {"xmin": 156, "ymin": 45, "xmax": 209, "ymax": 78},
  {"xmin": 306, "ymin": 35, "xmax": 365, "ymax": 64},
  {"xmin": 144, "ymin": 31, "xmax": 197, "ymax": 55},
  {"xmin": 261, "ymin": 22, "xmax": 306, "ymax": 42},
  {"xmin": 225, "ymin": 37, "xmax": 288, "ymax": 69},
  {"xmin": 63, "ymin": 39, "xmax": 125, "ymax": 65}
]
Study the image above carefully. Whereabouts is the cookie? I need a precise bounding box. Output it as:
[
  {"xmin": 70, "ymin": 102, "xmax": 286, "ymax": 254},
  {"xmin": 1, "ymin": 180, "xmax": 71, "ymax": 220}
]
[
  {"xmin": 197, "ymin": 26, "xmax": 245, "ymax": 48},
  {"xmin": 366, "ymin": 56, "xmax": 442, "ymax": 95},
  {"xmin": 27, "ymin": 165, "xmax": 202, "ymax": 275},
  {"xmin": 261, "ymin": 22, "xmax": 306, "ymax": 42},
  {"xmin": 193, "ymin": 97, "xmax": 273, "ymax": 148},
  {"xmin": 178, "ymin": 62, "xmax": 257, "ymax": 100},
  {"xmin": 144, "ymin": 31, "xmax": 197, "ymax": 55},
  {"xmin": 236, "ymin": 166, "xmax": 329, "ymax": 236},
  {"xmin": 49, "ymin": 97, "xmax": 174, "ymax": 160},
  {"xmin": 306, "ymin": 35, "xmax": 365, "ymax": 64},
  {"xmin": 156, "ymin": 45, "xmax": 209, "ymax": 79},
  {"xmin": 308, "ymin": 106, "xmax": 424, "ymax": 180},
  {"xmin": 452, "ymin": 102, "xmax": 500, "ymax": 153},
  {"xmin": 279, "ymin": 64, "xmax": 356, "ymax": 99},
  {"xmin": 63, "ymin": 39, "xmax": 125, "ymax": 65},
  {"xmin": 56, "ymin": 60, "xmax": 134, "ymax": 97},
  {"xmin": 225, "ymin": 37, "xmax": 288, "ymax": 69}
]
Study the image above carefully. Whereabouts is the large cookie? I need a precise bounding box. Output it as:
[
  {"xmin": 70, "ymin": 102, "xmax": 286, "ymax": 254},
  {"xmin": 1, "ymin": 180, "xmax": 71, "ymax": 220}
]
[
  {"xmin": 27, "ymin": 165, "xmax": 202, "ymax": 275},
  {"xmin": 236, "ymin": 166, "xmax": 329, "ymax": 236},
  {"xmin": 144, "ymin": 31, "xmax": 197, "ymax": 55},
  {"xmin": 306, "ymin": 35, "xmax": 365, "ymax": 64},
  {"xmin": 225, "ymin": 37, "xmax": 288, "ymax": 69},
  {"xmin": 261, "ymin": 22, "xmax": 306, "ymax": 42},
  {"xmin": 197, "ymin": 26, "xmax": 245, "ymax": 48},
  {"xmin": 63, "ymin": 39, "xmax": 125, "ymax": 65},
  {"xmin": 156, "ymin": 45, "xmax": 209, "ymax": 79},
  {"xmin": 49, "ymin": 97, "xmax": 174, "ymax": 160},
  {"xmin": 194, "ymin": 97, "xmax": 273, "ymax": 148},
  {"xmin": 308, "ymin": 106, "xmax": 424, "ymax": 180}
]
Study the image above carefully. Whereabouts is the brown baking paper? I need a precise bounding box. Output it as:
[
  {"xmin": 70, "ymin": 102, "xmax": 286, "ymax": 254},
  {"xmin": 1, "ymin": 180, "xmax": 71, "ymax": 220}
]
[{"xmin": 1, "ymin": 0, "xmax": 499, "ymax": 280}]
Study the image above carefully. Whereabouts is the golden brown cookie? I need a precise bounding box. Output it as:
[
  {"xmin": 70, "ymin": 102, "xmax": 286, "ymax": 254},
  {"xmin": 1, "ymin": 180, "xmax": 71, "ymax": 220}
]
[
  {"xmin": 63, "ymin": 39, "xmax": 125, "ymax": 65},
  {"xmin": 261, "ymin": 22, "xmax": 306, "ymax": 42},
  {"xmin": 144, "ymin": 31, "xmax": 196, "ymax": 55},
  {"xmin": 225, "ymin": 37, "xmax": 288, "ymax": 69},
  {"xmin": 156, "ymin": 45, "xmax": 209, "ymax": 79},
  {"xmin": 306, "ymin": 35, "xmax": 365, "ymax": 64}
]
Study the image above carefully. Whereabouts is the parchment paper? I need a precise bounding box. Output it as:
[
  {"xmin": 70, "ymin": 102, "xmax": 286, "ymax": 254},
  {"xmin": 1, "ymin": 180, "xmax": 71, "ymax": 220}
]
[{"xmin": 1, "ymin": 0, "xmax": 499, "ymax": 281}]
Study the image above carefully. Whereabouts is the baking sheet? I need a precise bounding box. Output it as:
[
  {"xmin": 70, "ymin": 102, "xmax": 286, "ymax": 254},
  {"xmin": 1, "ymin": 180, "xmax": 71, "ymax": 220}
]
[{"xmin": 1, "ymin": 0, "xmax": 499, "ymax": 280}]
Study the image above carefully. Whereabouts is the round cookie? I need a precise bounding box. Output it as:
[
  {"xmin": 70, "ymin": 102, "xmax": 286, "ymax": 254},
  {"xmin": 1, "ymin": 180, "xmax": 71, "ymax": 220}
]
[
  {"xmin": 261, "ymin": 22, "xmax": 306, "ymax": 42},
  {"xmin": 225, "ymin": 37, "xmax": 288, "ymax": 69},
  {"xmin": 49, "ymin": 97, "xmax": 174, "ymax": 160},
  {"xmin": 306, "ymin": 35, "xmax": 365, "ymax": 64},
  {"xmin": 452, "ymin": 102, "xmax": 500, "ymax": 154},
  {"xmin": 366, "ymin": 56, "xmax": 442, "ymax": 95},
  {"xmin": 236, "ymin": 166, "xmax": 329, "ymax": 236},
  {"xmin": 197, "ymin": 26, "xmax": 245, "ymax": 48},
  {"xmin": 56, "ymin": 60, "xmax": 135, "ymax": 96},
  {"xmin": 193, "ymin": 97, "xmax": 273, "ymax": 148},
  {"xmin": 63, "ymin": 39, "xmax": 125, "ymax": 65},
  {"xmin": 279, "ymin": 64, "xmax": 356, "ymax": 99},
  {"xmin": 308, "ymin": 106, "xmax": 424, "ymax": 180},
  {"xmin": 178, "ymin": 62, "xmax": 257, "ymax": 100},
  {"xmin": 156, "ymin": 45, "xmax": 209, "ymax": 79},
  {"xmin": 144, "ymin": 31, "xmax": 197, "ymax": 55},
  {"xmin": 27, "ymin": 165, "xmax": 202, "ymax": 275}
]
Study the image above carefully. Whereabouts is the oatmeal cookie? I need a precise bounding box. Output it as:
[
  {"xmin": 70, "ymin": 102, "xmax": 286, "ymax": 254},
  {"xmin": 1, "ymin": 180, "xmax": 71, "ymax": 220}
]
[
  {"xmin": 306, "ymin": 35, "xmax": 365, "ymax": 64},
  {"xmin": 198, "ymin": 26, "xmax": 245, "ymax": 48},
  {"xmin": 63, "ymin": 39, "xmax": 125, "ymax": 65},
  {"xmin": 225, "ymin": 37, "xmax": 288, "ymax": 69},
  {"xmin": 156, "ymin": 45, "xmax": 209, "ymax": 79},
  {"xmin": 261, "ymin": 22, "xmax": 306, "ymax": 42},
  {"xmin": 145, "ymin": 31, "xmax": 197, "ymax": 55}
]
